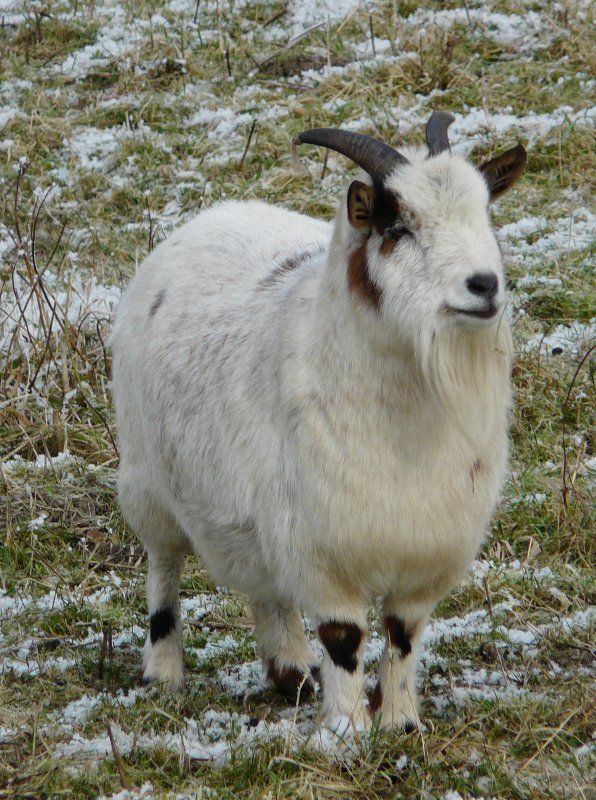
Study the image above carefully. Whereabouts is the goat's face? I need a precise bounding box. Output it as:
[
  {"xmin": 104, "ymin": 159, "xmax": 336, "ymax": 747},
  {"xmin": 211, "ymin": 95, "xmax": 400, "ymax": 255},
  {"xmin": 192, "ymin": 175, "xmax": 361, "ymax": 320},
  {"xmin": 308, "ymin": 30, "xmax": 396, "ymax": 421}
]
[
  {"xmin": 295, "ymin": 116, "xmax": 526, "ymax": 343},
  {"xmin": 357, "ymin": 149, "xmax": 525, "ymax": 339}
]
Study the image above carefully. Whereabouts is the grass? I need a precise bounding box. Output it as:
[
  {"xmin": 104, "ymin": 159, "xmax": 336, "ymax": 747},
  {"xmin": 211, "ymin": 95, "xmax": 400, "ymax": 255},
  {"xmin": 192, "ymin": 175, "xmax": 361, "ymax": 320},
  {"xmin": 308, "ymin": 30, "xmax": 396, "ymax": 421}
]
[{"xmin": 0, "ymin": 1, "xmax": 594, "ymax": 798}]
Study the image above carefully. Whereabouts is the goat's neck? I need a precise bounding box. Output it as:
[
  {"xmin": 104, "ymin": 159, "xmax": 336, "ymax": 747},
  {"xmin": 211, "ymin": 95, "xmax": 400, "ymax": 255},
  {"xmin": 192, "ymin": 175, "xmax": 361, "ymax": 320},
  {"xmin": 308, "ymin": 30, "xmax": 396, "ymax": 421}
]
[{"xmin": 302, "ymin": 249, "xmax": 512, "ymax": 447}]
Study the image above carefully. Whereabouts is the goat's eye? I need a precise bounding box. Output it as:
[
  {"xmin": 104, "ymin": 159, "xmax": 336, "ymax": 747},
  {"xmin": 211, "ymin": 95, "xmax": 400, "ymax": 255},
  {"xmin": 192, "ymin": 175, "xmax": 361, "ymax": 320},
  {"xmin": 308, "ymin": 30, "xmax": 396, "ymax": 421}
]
[{"xmin": 386, "ymin": 224, "xmax": 411, "ymax": 241}]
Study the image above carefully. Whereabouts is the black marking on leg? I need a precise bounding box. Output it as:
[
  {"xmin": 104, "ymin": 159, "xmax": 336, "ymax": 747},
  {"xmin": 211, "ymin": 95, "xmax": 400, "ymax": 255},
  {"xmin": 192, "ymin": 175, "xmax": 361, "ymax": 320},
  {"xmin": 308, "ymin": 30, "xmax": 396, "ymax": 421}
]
[
  {"xmin": 370, "ymin": 681, "xmax": 383, "ymax": 712},
  {"xmin": 385, "ymin": 615, "xmax": 412, "ymax": 657},
  {"xmin": 150, "ymin": 607, "xmax": 176, "ymax": 644},
  {"xmin": 149, "ymin": 289, "xmax": 165, "ymax": 318},
  {"xmin": 318, "ymin": 621, "xmax": 362, "ymax": 674},
  {"xmin": 266, "ymin": 658, "xmax": 314, "ymax": 703}
]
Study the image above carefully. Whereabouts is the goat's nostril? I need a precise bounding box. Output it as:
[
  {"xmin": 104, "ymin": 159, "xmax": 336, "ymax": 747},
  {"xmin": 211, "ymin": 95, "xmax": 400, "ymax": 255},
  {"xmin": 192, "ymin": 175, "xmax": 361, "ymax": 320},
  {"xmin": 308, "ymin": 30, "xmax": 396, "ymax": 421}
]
[{"xmin": 466, "ymin": 272, "xmax": 498, "ymax": 299}]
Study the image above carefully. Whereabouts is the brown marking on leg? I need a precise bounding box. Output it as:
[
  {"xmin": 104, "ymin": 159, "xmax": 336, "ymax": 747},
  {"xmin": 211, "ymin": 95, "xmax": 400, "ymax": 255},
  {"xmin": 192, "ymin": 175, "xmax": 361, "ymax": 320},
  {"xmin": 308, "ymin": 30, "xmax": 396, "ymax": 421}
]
[
  {"xmin": 266, "ymin": 658, "xmax": 314, "ymax": 703},
  {"xmin": 348, "ymin": 244, "xmax": 382, "ymax": 311},
  {"xmin": 370, "ymin": 681, "xmax": 383, "ymax": 713},
  {"xmin": 385, "ymin": 615, "xmax": 412, "ymax": 657},
  {"xmin": 318, "ymin": 621, "xmax": 363, "ymax": 673}
]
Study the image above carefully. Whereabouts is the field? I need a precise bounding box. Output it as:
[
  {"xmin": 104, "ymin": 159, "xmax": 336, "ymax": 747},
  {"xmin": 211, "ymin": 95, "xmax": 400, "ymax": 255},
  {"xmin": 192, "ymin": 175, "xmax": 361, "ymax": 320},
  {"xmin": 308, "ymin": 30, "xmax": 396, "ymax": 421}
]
[{"xmin": 0, "ymin": 1, "xmax": 594, "ymax": 798}]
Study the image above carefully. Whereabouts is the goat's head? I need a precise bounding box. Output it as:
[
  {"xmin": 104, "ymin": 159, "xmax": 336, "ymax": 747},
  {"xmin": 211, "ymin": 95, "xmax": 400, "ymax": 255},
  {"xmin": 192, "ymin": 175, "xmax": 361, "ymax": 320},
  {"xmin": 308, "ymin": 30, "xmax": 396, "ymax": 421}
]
[{"xmin": 294, "ymin": 113, "xmax": 526, "ymax": 343}]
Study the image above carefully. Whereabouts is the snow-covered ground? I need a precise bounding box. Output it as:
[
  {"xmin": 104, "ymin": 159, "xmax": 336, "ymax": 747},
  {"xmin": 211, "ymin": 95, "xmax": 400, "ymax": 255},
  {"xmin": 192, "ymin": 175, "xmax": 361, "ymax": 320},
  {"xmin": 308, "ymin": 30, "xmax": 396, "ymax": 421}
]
[
  {"xmin": 0, "ymin": 1, "xmax": 593, "ymax": 797},
  {"xmin": 1, "ymin": 556, "xmax": 593, "ymax": 766}
]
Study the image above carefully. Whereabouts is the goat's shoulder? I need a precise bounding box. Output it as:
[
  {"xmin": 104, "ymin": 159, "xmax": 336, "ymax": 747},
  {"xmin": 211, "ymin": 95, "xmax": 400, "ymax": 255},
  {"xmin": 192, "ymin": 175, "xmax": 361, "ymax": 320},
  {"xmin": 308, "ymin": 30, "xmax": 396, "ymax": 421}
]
[{"xmin": 136, "ymin": 200, "xmax": 330, "ymax": 288}]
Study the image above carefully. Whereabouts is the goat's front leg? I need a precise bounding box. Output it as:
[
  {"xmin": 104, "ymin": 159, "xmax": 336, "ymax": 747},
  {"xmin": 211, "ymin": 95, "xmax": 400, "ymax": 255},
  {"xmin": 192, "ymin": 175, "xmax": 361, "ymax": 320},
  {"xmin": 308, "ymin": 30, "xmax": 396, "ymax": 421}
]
[
  {"xmin": 317, "ymin": 611, "xmax": 369, "ymax": 732},
  {"xmin": 371, "ymin": 597, "xmax": 430, "ymax": 731}
]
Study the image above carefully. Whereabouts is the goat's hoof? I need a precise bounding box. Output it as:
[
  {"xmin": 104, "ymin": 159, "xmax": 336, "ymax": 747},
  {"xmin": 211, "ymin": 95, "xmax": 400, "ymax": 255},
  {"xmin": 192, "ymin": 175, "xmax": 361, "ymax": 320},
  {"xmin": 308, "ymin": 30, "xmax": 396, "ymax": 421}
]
[
  {"xmin": 267, "ymin": 658, "xmax": 315, "ymax": 703},
  {"xmin": 376, "ymin": 706, "xmax": 420, "ymax": 732},
  {"xmin": 321, "ymin": 711, "xmax": 371, "ymax": 736},
  {"xmin": 141, "ymin": 673, "xmax": 184, "ymax": 691},
  {"xmin": 141, "ymin": 661, "xmax": 185, "ymax": 691}
]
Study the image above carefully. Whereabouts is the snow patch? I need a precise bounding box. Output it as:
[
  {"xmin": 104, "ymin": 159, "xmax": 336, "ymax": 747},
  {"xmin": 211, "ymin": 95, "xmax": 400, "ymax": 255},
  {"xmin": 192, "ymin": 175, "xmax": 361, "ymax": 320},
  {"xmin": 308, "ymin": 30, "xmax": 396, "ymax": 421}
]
[
  {"xmin": 0, "ymin": 106, "xmax": 22, "ymax": 131},
  {"xmin": 522, "ymin": 320, "xmax": 595, "ymax": 357},
  {"xmin": 287, "ymin": 0, "xmax": 360, "ymax": 36}
]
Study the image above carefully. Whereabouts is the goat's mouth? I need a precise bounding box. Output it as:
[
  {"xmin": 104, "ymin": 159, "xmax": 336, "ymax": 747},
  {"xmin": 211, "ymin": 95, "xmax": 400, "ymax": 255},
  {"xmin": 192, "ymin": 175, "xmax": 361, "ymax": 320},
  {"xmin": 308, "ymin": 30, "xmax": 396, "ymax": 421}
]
[{"xmin": 445, "ymin": 304, "xmax": 499, "ymax": 320}]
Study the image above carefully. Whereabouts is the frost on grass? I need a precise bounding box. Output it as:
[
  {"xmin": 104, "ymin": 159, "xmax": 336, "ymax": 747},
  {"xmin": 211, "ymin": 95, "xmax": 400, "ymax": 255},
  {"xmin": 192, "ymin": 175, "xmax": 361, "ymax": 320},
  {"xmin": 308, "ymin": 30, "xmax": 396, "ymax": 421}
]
[
  {"xmin": 1, "ymin": 0, "xmax": 594, "ymax": 796},
  {"xmin": 498, "ymin": 207, "xmax": 595, "ymax": 269},
  {"xmin": 3, "ymin": 565, "xmax": 592, "ymax": 767},
  {"xmin": 406, "ymin": 7, "xmax": 546, "ymax": 53},
  {"xmin": 521, "ymin": 320, "xmax": 596, "ymax": 357}
]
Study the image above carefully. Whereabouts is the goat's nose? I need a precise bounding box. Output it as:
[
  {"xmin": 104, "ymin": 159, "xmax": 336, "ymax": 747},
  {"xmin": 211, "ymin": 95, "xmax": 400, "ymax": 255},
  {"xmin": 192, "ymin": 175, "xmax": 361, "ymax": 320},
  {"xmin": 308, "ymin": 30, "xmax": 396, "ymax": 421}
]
[{"xmin": 466, "ymin": 272, "xmax": 498, "ymax": 299}]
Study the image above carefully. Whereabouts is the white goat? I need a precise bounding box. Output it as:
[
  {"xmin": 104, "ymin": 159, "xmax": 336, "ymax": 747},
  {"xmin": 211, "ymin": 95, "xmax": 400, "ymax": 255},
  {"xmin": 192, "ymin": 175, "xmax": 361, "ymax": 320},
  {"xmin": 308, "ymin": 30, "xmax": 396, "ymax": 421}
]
[{"xmin": 111, "ymin": 112, "xmax": 526, "ymax": 732}]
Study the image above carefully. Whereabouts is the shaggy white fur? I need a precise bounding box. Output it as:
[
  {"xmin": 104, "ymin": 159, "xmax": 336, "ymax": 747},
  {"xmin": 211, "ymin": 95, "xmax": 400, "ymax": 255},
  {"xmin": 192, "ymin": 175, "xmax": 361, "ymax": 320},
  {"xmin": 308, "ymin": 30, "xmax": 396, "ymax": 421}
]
[{"xmin": 111, "ymin": 121, "xmax": 525, "ymax": 731}]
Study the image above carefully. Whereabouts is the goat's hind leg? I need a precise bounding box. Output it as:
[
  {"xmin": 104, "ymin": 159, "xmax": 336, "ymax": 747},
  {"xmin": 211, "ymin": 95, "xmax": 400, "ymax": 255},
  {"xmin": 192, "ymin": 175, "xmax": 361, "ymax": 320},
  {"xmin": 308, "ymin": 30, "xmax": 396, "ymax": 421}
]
[
  {"xmin": 142, "ymin": 543, "xmax": 188, "ymax": 689},
  {"xmin": 251, "ymin": 599, "xmax": 318, "ymax": 703},
  {"xmin": 120, "ymin": 480, "xmax": 189, "ymax": 689}
]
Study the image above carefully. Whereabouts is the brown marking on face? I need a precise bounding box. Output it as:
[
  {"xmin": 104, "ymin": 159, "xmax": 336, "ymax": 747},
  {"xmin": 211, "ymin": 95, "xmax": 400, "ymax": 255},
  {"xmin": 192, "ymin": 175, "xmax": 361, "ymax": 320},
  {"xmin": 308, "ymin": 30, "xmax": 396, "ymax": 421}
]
[
  {"xmin": 266, "ymin": 658, "xmax": 315, "ymax": 703},
  {"xmin": 348, "ymin": 179, "xmax": 407, "ymax": 237},
  {"xmin": 469, "ymin": 458, "xmax": 483, "ymax": 492},
  {"xmin": 385, "ymin": 615, "xmax": 412, "ymax": 657},
  {"xmin": 370, "ymin": 680, "xmax": 383, "ymax": 713},
  {"xmin": 318, "ymin": 621, "xmax": 363, "ymax": 673},
  {"xmin": 348, "ymin": 243, "xmax": 382, "ymax": 311},
  {"xmin": 371, "ymin": 181, "xmax": 404, "ymax": 235},
  {"xmin": 379, "ymin": 234, "xmax": 397, "ymax": 257}
]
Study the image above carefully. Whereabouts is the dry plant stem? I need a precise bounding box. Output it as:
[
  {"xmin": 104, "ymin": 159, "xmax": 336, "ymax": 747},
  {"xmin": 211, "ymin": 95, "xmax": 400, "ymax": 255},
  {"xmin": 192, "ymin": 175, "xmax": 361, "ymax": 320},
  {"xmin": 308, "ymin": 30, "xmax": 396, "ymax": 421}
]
[
  {"xmin": 106, "ymin": 721, "xmax": 131, "ymax": 791},
  {"xmin": 519, "ymin": 708, "xmax": 578, "ymax": 772},
  {"xmin": 256, "ymin": 22, "xmax": 325, "ymax": 70},
  {"xmin": 240, "ymin": 119, "xmax": 257, "ymax": 168},
  {"xmin": 560, "ymin": 344, "xmax": 594, "ymax": 509}
]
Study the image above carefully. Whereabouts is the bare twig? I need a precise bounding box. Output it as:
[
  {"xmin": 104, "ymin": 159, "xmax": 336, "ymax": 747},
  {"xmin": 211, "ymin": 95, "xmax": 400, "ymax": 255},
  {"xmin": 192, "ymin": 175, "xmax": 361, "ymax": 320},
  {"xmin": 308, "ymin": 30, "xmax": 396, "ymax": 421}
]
[
  {"xmin": 77, "ymin": 384, "xmax": 120, "ymax": 458},
  {"xmin": 255, "ymin": 22, "xmax": 325, "ymax": 71},
  {"xmin": 369, "ymin": 14, "xmax": 376, "ymax": 58},
  {"xmin": 240, "ymin": 119, "xmax": 257, "ymax": 168},
  {"xmin": 106, "ymin": 721, "xmax": 131, "ymax": 791},
  {"xmin": 519, "ymin": 708, "xmax": 577, "ymax": 772},
  {"xmin": 320, "ymin": 150, "xmax": 329, "ymax": 181},
  {"xmin": 263, "ymin": 10, "xmax": 287, "ymax": 28},
  {"xmin": 561, "ymin": 344, "xmax": 594, "ymax": 508}
]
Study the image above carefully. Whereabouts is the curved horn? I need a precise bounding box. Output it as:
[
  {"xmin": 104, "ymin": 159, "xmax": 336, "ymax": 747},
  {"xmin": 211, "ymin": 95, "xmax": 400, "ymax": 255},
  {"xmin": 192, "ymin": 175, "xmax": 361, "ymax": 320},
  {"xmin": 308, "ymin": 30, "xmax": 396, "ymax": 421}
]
[
  {"xmin": 426, "ymin": 111, "xmax": 455, "ymax": 157},
  {"xmin": 293, "ymin": 128, "xmax": 410, "ymax": 181}
]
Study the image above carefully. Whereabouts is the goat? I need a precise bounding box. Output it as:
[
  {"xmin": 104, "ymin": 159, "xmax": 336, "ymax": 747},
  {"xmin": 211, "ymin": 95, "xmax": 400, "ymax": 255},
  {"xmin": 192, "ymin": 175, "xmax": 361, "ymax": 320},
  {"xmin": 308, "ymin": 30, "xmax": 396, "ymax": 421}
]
[{"xmin": 110, "ymin": 112, "xmax": 526, "ymax": 732}]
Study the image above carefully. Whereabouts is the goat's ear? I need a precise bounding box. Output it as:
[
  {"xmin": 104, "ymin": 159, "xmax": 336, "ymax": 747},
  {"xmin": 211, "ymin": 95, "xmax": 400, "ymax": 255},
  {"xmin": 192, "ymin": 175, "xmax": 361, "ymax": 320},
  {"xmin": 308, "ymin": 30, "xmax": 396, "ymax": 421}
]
[
  {"xmin": 347, "ymin": 180, "xmax": 374, "ymax": 231},
  {"xmin": 479, "ymin": 144, "xmax": 527, "ymax": 201}
]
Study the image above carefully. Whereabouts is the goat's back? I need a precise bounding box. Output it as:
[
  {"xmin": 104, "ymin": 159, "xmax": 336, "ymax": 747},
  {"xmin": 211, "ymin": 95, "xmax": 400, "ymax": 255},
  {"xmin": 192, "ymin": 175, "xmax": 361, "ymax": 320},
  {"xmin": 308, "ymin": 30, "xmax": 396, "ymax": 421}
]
[{"xmin": 111, "ymin": 200, "xmax": 331, "ymax": 528}]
